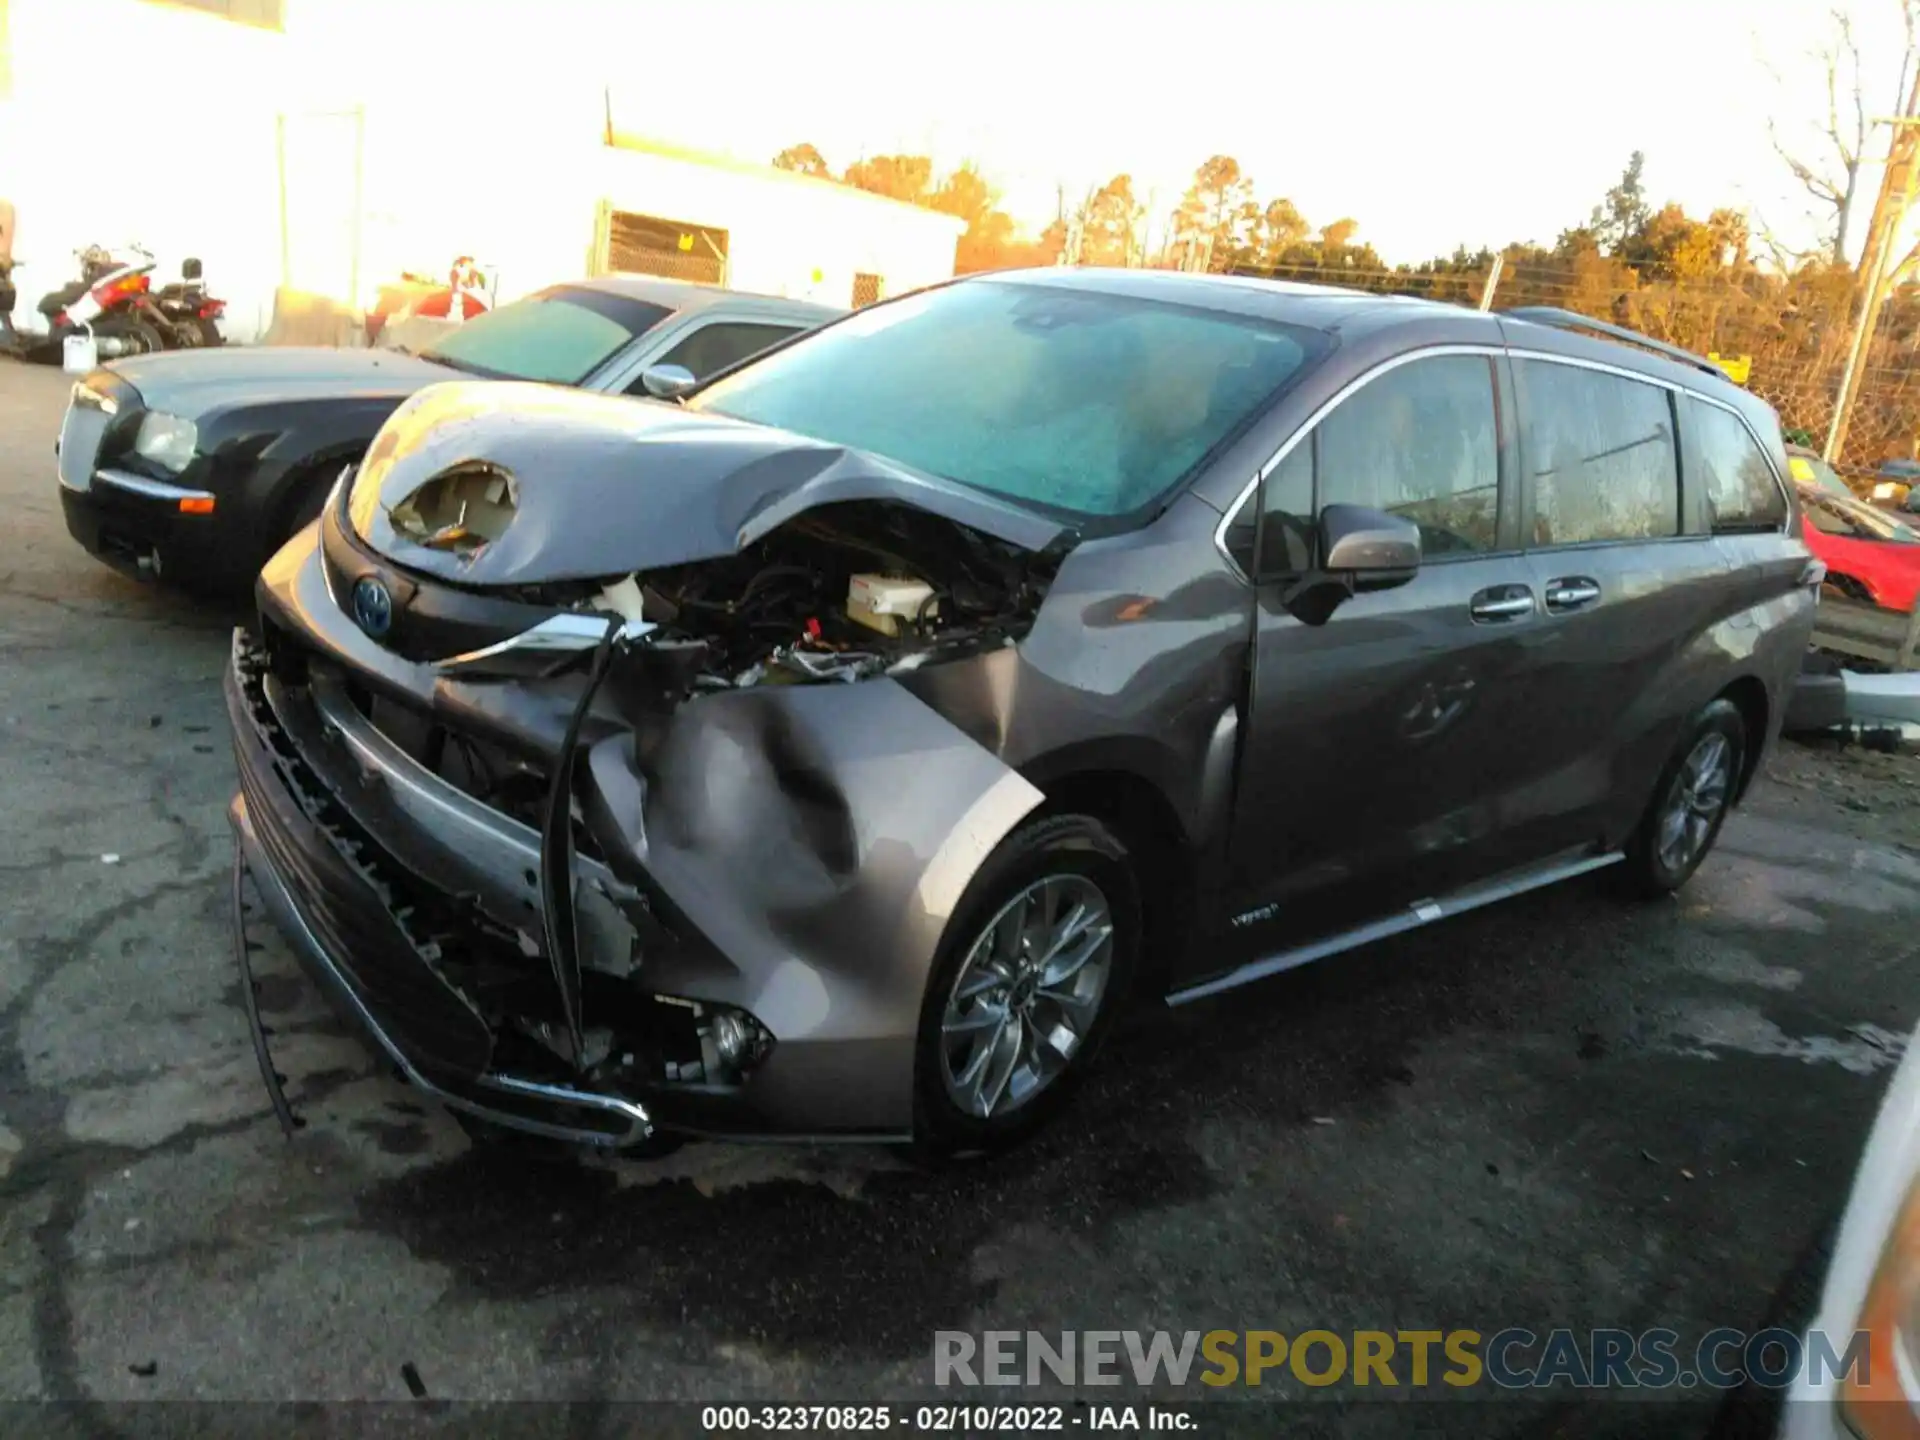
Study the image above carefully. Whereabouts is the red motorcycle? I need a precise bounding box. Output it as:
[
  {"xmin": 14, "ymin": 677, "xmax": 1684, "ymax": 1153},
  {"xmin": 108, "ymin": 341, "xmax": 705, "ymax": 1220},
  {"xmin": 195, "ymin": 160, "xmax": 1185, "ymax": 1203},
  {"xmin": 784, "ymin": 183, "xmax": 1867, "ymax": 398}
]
[
  {"xmin": 32, "ymin": 245, "xmax": 226, "ymax": 361},
  {"xmin": 34, "ymin": 244, "xmax": 163, "ymax": 361}
]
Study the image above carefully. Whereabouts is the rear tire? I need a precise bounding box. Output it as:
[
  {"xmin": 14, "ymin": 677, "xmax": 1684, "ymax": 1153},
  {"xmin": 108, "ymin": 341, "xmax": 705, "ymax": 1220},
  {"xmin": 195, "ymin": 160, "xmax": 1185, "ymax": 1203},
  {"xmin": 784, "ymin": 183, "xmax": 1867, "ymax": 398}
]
[
  {"xmin": 912, "ymin": 813, "xmax": 1140, "ymax": 1159},
  {"xmin": 1620, "ymin": 699, "xmax": 1747, "ymax": 898},
  {"xmin": 118, "ymin": 317, "xmax": 164, "ymax": 355}
]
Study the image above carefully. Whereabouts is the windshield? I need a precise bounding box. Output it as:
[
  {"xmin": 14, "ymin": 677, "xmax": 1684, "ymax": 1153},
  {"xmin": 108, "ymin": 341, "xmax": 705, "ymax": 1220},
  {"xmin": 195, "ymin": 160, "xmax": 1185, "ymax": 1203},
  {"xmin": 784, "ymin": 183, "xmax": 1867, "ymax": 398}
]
[
  {"xmin": 1788, "ymin": 452, "xmax": 1851, "ymax": 498},
  {"xmin": 1803, "ymin": 485, "xmax": 1920, "ymax": 543},
  {"xmin": 420, "ymin": 286, "xmax": 671, "ymax": 384},
  {"xmin": 690, "ymin": 278, "xmax": 1323, "ymax": 521}
]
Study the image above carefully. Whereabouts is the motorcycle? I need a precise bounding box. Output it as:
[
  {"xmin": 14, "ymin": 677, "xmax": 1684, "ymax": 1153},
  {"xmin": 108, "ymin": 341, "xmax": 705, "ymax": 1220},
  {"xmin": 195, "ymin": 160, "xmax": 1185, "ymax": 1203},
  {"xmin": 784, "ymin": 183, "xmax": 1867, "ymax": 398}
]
[
  {"xmin": 149, "ymin": 257, "xmax": 226, "ymax": 348},
  {"xmin": 33, "ymin": 244, "xmax": 167, "ymax": 362}
]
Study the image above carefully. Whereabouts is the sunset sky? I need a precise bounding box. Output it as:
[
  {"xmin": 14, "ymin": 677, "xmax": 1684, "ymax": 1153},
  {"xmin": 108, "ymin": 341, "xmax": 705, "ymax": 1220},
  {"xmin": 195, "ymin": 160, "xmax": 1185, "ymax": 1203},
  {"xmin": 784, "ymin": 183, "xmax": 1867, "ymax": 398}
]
[{"xmin": 582, "ymin": 0, "xmax": 1909, "ymax": 263}]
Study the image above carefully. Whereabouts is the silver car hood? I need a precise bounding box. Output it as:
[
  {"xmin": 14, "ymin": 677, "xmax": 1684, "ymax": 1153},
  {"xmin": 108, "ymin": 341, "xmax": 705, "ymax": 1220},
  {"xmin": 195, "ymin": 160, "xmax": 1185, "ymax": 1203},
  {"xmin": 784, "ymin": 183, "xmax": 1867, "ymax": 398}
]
[{"xmin": 347, "ymin": 380, "xmax": 1067, "ymax": 584}]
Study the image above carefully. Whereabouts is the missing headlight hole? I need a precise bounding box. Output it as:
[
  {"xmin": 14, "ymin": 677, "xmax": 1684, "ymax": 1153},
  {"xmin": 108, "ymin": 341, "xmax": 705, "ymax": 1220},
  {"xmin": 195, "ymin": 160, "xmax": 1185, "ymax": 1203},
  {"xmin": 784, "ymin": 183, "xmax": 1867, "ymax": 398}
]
[{"xmin": 389, "ymin": 463, "xmax": 518, "ymax": 557}]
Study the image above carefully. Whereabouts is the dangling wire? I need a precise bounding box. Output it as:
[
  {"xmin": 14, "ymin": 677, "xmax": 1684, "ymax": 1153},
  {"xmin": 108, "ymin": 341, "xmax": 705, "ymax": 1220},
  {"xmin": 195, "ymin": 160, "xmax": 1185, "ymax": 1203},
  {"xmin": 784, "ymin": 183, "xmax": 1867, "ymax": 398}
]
[{"xmin": 537, "ymin": 615, "xmax": 626, "ymax": 1073}]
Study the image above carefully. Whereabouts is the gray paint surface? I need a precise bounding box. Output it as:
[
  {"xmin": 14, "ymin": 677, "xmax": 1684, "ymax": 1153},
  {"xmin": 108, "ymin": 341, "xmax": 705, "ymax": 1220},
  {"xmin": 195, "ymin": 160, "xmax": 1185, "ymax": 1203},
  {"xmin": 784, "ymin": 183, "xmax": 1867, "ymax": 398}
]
[
  {"xmin": 238, "ymin": 268, "xmax": 1818, "ymax": 1140},
  {"xmin": 4, "ymin": 359, "xmax": 1915, "ymax": 1420}
]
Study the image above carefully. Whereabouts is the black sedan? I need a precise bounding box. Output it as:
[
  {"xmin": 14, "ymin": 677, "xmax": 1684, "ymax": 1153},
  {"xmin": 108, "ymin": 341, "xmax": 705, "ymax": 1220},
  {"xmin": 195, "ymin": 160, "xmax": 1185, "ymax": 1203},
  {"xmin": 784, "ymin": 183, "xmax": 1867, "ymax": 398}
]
[{"xmin": 54, "ymin": 276, "xmax": 841, "ymax": 593}]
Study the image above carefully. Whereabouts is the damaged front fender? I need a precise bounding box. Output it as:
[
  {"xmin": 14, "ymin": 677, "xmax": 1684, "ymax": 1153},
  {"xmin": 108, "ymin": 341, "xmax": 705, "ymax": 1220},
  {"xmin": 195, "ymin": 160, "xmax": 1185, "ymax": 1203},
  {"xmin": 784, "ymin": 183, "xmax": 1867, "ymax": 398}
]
[{"xmin": 579, "ymin": 675, "xmax": 1047, "ymax": 1133}]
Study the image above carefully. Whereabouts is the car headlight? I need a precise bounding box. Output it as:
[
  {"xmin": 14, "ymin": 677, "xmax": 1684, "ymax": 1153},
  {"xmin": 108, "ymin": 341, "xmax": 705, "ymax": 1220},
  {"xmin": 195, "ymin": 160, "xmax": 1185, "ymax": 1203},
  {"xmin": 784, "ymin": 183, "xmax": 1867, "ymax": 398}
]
[
  {"xmin": 1844, "ymin": 1174, "xmax": 1920, "ymax": 1433},
  {"xmin": 132, "ymin": 411, "xmax": 198, "ymax": 473}
]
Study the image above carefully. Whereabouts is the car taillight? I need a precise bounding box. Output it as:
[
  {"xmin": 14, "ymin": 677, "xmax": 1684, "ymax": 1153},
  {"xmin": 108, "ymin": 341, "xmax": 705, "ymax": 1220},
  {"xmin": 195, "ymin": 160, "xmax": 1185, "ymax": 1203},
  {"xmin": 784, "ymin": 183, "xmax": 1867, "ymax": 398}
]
[{"xmin": 199, "ymin": 299, "xmax": 226, "ymax": 318}]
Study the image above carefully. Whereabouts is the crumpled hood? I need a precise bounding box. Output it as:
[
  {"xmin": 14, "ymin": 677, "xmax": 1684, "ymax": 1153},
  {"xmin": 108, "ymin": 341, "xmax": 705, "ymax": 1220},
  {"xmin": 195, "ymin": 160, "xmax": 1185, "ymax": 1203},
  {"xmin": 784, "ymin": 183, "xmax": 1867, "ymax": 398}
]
[
  {"xmin": 347, "ymin": 380, "xmax": 1067, "ymax": 585},
  {"xmin": 111, "ymin": 346, "xmax": 454, "ymax": 416}
]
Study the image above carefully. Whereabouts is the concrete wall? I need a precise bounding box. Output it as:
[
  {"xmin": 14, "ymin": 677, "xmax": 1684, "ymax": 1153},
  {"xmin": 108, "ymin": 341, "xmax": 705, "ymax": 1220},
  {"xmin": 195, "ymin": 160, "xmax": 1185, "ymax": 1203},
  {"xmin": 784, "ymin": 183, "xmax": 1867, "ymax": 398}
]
[{"xmin": 0, "ymin": 0, "xmax": 959, "ymax": 343}]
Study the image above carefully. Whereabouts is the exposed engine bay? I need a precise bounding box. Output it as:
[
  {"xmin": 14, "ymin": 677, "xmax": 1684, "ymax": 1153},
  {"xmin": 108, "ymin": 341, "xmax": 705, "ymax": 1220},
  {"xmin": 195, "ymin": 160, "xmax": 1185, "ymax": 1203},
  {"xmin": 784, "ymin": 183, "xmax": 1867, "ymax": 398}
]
[{"xmin": 538, "ymin": 501, "xmax": 1058, "ymax": 692}]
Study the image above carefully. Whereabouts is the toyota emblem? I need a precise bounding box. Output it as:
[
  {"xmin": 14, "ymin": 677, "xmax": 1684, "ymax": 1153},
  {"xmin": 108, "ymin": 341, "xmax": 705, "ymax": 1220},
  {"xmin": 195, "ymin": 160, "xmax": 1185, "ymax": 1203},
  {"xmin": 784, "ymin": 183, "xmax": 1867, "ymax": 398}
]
[{"xmin": 351, "ymin": 575, "xmax": 394, "ymax": 639}]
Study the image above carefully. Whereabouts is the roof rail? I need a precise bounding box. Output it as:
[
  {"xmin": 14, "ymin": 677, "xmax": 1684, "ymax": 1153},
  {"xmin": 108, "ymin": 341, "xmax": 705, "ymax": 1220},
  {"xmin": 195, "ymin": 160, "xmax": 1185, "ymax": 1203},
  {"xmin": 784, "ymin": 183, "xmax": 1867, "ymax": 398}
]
[{"xmin": 1500, "ymin": 306, "xmax": 1726, "ymax": 380}]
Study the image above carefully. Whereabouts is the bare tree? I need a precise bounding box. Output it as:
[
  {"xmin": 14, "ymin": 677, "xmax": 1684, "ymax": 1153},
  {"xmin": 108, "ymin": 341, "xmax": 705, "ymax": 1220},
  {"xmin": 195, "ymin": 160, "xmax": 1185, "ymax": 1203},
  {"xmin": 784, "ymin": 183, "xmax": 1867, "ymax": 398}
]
[
  {"xmin": 1761, "ymin": 4, "xmax": 1920, "ymax": 265},
  {"xmin": 1766, "ymin": 9, "xmax": 1871, "ymax": 265}
]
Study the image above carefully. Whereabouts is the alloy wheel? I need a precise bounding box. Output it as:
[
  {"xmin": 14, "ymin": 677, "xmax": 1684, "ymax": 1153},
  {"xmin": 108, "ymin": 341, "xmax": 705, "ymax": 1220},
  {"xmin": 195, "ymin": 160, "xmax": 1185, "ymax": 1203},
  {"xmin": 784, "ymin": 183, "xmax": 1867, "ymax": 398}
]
[
  {"xmin": 939, "ymin": 874, "xmax": 1116, "ymax": 1121},
  {"xmin": 1656, "ymin": 731, "xmax": 1733, "ymax": 873}
]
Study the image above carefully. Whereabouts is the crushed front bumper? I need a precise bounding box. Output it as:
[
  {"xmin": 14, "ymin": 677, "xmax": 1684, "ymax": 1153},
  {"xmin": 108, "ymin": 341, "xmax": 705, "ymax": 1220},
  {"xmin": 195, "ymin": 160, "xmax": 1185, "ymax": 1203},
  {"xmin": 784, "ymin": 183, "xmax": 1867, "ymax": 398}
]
[
  {"xmin": 228, "ymin": 532, "xmax": 1049, "ymax": 1143},
  {"xmin": 227, "ymin": 631, "xmax": 654, "ymax": 1146}
]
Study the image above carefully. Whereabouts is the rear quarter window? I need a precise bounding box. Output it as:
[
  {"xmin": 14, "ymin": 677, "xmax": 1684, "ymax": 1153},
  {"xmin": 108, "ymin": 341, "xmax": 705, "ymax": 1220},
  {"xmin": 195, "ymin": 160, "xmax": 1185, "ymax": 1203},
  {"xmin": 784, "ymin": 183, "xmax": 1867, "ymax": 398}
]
[{"xmin": 1689, "ymin": 397, "xmax": 1788, "ymax": 532}]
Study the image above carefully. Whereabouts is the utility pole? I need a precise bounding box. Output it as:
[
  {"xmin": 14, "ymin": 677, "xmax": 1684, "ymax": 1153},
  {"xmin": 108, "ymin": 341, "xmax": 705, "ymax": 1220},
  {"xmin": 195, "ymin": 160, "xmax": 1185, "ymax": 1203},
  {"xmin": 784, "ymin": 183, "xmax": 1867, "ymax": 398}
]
[
  {"xmin": 1477, "ymin": 252, "xmax": 1505, "ymax": 312},
  {"xmin": 1826, "ymin": 65, "xmax": 1920, "ymax": 465}
]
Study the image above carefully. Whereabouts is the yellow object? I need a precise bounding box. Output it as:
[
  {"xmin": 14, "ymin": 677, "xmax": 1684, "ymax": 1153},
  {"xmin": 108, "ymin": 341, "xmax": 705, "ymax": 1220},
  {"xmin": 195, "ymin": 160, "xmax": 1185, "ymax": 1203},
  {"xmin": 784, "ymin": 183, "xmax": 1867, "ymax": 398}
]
[
  {"xmin": 1789, "ymin": 457, "xmax": 1816, "ymax": 483},
  {"xmin": 1708, "ymin": 352, "xmax": 1751, "ymax": 385}
]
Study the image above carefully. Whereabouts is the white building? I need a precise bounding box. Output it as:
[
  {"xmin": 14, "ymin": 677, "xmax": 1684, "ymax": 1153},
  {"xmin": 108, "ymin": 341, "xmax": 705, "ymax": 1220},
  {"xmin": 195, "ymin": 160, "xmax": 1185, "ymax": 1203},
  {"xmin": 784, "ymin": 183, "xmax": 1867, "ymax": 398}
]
[{"xmin": 0, "ymin": 0, "xmax": 962, "ymax": 342}]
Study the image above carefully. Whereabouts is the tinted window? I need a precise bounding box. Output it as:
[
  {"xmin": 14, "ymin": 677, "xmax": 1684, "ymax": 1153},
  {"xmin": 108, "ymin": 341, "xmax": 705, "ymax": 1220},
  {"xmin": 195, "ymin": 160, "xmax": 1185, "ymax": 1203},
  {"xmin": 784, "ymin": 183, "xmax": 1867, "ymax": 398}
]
[
  {"xmin": 649, "ymin": 322, "xmax": 801, "ymax": 383},
  {"xmin": 1225, "ymin": 355, "xmax": 1498, "ymax": 575},
  {"xmin": 1693, "ymin": 399, "xmax": 1787, "ymax": 531},
  {"xmin": 421, "ymin": 288, "xmax": 669, "ymax": 385},
  {"xmin": 691, "ymin": 279, "xmax": 1322, "ymax": 522},
  {"xmin": 1317, "ymin": 355, "xmax": 1500, "ymax": 555},
  {"xmin": 1514, "ymin": 360, "xmax": 1678, "ymax": 545},
  {"xmin": 1224, "ymin": 441, "xmax": 1313, "ymax": 576}
]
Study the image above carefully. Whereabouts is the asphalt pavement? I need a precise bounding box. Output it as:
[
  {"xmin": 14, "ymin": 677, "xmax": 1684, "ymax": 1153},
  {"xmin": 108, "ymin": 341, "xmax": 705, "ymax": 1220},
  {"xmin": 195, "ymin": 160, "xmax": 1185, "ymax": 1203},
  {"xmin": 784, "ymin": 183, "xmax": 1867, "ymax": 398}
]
[{"xmin": 3, "ymin": 357, "xmax": 1919, "ymax": 1438}]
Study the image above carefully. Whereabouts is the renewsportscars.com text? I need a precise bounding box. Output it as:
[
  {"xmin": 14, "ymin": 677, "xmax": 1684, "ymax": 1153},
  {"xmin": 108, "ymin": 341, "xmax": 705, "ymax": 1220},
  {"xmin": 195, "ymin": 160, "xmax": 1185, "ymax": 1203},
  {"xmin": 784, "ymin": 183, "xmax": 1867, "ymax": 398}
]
[{"xmin": 933, "ymin": 1327, "xmax": 1868, "ymax": 1392}]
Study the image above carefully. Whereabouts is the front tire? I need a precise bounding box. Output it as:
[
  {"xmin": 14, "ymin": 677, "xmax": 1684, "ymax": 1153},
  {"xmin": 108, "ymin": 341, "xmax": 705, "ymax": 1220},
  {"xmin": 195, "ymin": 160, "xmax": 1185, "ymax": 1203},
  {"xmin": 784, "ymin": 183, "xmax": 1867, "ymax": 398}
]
[
  {"xmin": 1621, "ymin": 699, "xmax": 1747, "ymax": 898},
  {"xmin": 912, "ymin": 813, "xmax": 1140, "ymax": 1158}
]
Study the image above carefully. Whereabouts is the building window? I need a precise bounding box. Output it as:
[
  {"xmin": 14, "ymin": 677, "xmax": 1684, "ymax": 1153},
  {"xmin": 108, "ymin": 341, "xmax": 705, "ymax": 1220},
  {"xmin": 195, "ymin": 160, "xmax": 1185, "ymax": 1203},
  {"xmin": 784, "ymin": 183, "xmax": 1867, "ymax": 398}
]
[
  {"xmin": 605, "ymin": 210, "xmax": 728, "ymax": 286},
  {"xmin": 145, "ymin": 0, "xmax": 287, "ymax": 29},
  {"xmin": 852, "ymin": 272, "xmax": 883, "ymax": 308}
]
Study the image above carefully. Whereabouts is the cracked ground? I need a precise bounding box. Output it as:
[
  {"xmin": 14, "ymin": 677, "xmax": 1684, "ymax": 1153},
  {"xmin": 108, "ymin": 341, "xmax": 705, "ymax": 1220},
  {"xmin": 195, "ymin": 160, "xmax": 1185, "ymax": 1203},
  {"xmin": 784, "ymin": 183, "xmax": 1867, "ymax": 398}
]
[{"xmin": 4, "ymin": 358, "xmax": 1920, "ymax": 1438}]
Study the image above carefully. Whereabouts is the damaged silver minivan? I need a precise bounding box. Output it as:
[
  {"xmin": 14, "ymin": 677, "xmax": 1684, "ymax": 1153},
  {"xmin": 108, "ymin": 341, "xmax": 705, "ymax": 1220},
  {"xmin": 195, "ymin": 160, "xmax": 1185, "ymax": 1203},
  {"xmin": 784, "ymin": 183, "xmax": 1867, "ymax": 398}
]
[{"xmin": 226, "ymin": 269, "xmax": 1819, "ymax": 1154}]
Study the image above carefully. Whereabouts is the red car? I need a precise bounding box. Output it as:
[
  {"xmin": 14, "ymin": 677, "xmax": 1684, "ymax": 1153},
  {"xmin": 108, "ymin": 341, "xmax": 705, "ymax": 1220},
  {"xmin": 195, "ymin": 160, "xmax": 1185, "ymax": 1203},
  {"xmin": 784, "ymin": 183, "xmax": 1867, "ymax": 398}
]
[{"xmin": 1796, "ymin": 480, "xmax": 1920, "ymax": 612}]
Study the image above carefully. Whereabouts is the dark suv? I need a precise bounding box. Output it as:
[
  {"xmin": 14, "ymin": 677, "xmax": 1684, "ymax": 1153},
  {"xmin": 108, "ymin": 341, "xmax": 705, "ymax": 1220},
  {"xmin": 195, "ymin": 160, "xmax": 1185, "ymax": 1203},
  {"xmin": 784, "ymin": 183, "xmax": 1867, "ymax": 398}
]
[{"xmin": 225, "ymin": 269, "xmax": 1818, "ymax": 1156}]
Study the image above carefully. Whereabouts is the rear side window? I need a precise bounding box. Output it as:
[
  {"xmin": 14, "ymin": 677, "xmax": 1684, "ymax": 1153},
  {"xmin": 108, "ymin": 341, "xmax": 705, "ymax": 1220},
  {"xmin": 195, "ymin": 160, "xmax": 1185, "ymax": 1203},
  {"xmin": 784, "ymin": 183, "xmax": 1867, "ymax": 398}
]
[
  {"xmin": 1514, "ymin": 359, "xmax": 1679, "ymax": 545},
  {"xmin": 1690, "ymin": 398, "xmax": 1788, "ymax": 532}
]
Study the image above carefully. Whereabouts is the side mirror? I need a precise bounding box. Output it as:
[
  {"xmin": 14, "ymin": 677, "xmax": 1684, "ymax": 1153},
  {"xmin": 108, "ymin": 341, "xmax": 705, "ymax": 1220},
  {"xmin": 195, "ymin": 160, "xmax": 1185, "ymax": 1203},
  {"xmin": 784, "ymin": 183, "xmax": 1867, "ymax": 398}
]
[
  {"xmin": 1270, "ymin": 504, "xmax": 1422, "ymax": 627},
  {"xmin": 639, "ymin": 363, "xmax": 697, "ymax": 401},
  {"xmin": 1319, "ymin": 504, "xmax": 1421, "ymax": 589},
  {"xmin": 182, "ymin": 257, "xmax": 203, "ymax": 281}
]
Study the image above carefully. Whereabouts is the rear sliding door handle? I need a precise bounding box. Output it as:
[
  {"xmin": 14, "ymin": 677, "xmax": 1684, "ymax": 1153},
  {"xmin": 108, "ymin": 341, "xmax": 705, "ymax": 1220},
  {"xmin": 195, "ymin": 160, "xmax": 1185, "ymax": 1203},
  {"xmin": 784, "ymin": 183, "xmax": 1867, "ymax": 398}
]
[
  {"xmin": 1543, "ymin": 577, "xmax": 1602, "ymax": 613},
  {"xmin": 1469, "ymin": 585, "xmax": 1535, "ymax": 623}
]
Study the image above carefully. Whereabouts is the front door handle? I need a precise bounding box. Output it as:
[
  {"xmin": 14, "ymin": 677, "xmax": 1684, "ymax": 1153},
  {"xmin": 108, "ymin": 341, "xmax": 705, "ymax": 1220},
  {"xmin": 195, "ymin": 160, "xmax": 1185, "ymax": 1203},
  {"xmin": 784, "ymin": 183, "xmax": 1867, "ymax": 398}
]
[
  {"xmin": 1469, "ymin": 584, "xmax": 1535, "ymax": 623},
  {"xmin": 1543, "ymin": 577, "xmax": 1602, "ymax": 613}
]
